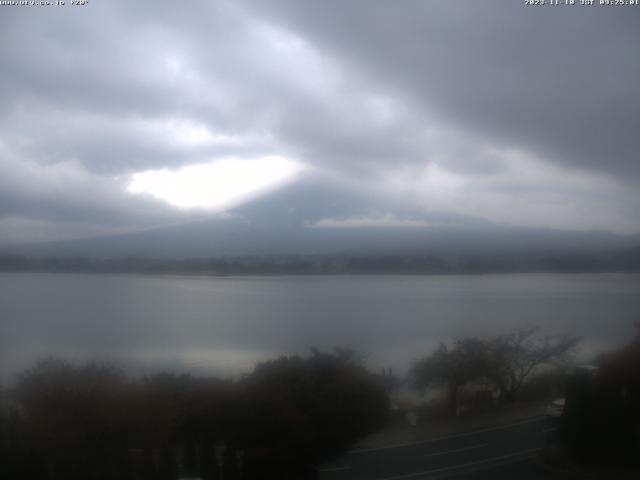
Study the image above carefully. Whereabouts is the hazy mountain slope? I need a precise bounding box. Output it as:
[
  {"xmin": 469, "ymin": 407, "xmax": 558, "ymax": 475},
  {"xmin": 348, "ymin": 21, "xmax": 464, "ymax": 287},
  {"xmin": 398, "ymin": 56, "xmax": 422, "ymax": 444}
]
[{"xmin": 10, "ymin": 176, "xmax": 640, "ymax": 259}]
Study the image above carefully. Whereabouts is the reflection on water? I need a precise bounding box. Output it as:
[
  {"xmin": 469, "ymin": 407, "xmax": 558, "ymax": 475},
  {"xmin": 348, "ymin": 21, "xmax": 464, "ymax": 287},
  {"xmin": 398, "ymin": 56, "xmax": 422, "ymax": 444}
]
[{"xmin": 1, "ymin": 272, "xmax": 639, "ymax": 383}]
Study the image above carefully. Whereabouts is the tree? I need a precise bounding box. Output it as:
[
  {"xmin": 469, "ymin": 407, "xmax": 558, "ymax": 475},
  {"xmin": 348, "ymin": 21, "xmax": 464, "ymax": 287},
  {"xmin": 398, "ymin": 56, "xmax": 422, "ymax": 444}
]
[
  {"xmin": 561, "ymin": 330, "xmax": 640, "ymax": 466},
  {"xmin": 132, "ymin": 372, "xmax": 237, "ymax": 479},
  {"xmin": 411, "ymin": 329, "xmax": 579, "ymax": 413},
  {"xmin": 486, "ymin": 327, "xmax": 578, "ymax": 402},
  {"xmin": 15, "ymin": 357, "xmax": 128, "ymax": 480},
  {"xmin": 411, "ymin": 338, "xmax": 490, "ymax": 416},
  {"xmin": 14, "ymin": 359, "xmax": 237, "ymax": 479},
  {"xmin": 239, "ymin": 349, "xmax": 389, "ymax": 478}
]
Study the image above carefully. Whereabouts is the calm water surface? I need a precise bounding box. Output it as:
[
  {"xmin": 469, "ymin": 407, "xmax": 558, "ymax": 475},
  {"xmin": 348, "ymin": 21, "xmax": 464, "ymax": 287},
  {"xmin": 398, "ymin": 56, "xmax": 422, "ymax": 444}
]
[{"xmin": 1, "ymin": 272, "xmax": 639, "ymax": 383}]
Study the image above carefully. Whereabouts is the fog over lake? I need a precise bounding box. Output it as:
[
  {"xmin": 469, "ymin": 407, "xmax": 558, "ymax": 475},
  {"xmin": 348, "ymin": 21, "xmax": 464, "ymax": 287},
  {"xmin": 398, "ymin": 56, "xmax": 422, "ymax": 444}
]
[{"xmin": 2, "ymin": 272, "xmax": 639, "ymax": 384}]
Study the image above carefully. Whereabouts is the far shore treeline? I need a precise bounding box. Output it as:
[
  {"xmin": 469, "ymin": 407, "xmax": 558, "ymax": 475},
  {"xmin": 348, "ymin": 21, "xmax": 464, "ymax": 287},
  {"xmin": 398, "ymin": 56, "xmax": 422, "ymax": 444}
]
[{"xmin": 1, "ymin": 249, "xmax": 640, "ymax": 275}]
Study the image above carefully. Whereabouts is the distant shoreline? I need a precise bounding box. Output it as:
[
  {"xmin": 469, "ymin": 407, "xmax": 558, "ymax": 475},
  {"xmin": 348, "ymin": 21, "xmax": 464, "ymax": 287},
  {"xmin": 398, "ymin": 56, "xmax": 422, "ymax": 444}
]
[{"xmin": 2, "ymin": 250, "xmax": 640, "ymax": 277}]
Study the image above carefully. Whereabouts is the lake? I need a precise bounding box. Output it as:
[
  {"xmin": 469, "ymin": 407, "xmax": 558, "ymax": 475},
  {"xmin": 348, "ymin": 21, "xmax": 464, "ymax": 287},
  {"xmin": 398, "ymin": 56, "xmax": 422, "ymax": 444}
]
[{"xmin": 1, "ymin": 272, "xmax": 639, "ymax": 384}]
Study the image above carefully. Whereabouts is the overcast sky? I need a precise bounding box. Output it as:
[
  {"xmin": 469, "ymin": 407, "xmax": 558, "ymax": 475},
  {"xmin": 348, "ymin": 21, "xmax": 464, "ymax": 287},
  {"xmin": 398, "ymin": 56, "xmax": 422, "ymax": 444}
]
[{"xmin": 1, "ymin": 0, "xmax": 639, "ymax": 245}]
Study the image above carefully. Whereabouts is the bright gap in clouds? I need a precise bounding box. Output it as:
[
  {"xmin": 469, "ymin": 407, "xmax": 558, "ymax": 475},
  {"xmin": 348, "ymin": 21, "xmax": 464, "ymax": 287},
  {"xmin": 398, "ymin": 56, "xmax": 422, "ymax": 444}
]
[{"xmin": 127, "ymin": 156, "xmax": 304, "ymax": 210}]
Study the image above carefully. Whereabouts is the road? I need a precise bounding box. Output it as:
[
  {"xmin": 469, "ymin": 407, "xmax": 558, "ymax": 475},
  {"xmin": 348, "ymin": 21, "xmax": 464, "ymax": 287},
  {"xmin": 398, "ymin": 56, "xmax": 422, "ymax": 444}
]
[{"xmin": 319, "ymin": 416, "xmax": 557, "ymax": 480}]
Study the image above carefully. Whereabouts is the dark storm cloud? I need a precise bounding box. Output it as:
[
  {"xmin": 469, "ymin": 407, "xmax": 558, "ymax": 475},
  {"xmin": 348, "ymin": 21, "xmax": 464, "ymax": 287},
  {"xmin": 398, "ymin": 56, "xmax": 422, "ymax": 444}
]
[
  {"xmin": 0, "ymin": 143, "xmax": 188, "ymax": 228},
  {"xmin": 0, "ymin": 0, "xmax": 446, "ymax": 176},
  {"xmin": 242, "ymin": 0, "xmax": 640, "ymax": 180},
  {"xmin": 0, "ymin": 0, "xmax": 639, "ymax": 242}
]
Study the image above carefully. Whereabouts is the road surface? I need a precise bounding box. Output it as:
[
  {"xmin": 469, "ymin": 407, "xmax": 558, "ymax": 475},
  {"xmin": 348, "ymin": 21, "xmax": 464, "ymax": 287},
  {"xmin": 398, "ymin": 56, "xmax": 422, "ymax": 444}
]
[{"xmin": 319, "ymin": 416, "xmax": 556, "ymax": 480}]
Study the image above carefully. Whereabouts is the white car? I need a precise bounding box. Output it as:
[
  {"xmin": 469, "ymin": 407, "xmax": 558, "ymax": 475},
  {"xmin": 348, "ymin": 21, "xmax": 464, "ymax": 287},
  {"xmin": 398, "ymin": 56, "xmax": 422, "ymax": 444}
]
[{"xmin": 546, "ymin": 398, "xmax": 565, "ymax": 422}]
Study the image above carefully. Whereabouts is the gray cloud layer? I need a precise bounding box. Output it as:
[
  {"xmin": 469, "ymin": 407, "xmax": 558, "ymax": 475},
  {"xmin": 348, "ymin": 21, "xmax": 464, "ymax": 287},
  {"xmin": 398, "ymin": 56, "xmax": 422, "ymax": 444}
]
[{"xmin": 1, "ymin": 0, "xmax": 639, "ymax": 243}]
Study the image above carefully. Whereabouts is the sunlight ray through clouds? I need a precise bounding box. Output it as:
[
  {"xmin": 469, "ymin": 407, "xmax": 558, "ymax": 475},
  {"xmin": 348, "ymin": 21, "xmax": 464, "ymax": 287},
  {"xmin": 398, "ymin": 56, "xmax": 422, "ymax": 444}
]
[{"xmin": 127, "ymin": 156, "xmax": 304, "ymax": 210}]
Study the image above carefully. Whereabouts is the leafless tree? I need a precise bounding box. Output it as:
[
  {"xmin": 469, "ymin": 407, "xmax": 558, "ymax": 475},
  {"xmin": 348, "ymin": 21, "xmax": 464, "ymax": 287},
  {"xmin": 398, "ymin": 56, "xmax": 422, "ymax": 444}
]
[
  {"xmin": 411, "ymin": 338, "xmax": 490, "ymax": 416},
  {"xmin": 486, "ymin": 327, "xmax": 578, "ymax": 402}
]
